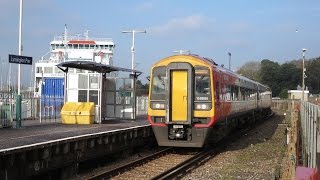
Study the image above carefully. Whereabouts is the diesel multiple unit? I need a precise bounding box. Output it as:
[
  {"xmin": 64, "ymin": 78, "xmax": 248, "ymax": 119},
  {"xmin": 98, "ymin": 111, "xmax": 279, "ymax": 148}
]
[{"xmin": 148, "ymin": 54, "xmax": 271, "ymax": 147}]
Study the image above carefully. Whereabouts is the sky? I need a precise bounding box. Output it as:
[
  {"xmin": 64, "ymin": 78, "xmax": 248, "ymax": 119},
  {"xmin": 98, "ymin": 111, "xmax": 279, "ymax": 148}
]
[{"xmin": 1, "ymin": 0, "xmax": 320, "ymax": 87}]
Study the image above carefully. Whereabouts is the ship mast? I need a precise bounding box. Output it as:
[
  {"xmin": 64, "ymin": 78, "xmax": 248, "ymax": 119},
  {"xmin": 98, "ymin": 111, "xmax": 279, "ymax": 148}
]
[{"xmin": 63, "ymin": 24, "xmax": 67, "ymax": 62}]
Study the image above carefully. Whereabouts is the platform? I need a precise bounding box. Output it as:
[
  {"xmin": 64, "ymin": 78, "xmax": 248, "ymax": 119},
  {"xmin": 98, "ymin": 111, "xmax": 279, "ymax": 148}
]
[
  {"xmin": 0, "ymin": 117, "xmax": 149, "ymax": 152},
  {"xmin": 0, "ymin": 117, "xmax": 153, "ymax": 179}
]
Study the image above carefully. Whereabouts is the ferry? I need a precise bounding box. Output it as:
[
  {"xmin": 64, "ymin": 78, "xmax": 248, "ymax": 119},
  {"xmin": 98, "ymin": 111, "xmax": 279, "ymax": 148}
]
[{"xmin": 34, "ymin": 26, "xmax": 115, "ymax": 99}]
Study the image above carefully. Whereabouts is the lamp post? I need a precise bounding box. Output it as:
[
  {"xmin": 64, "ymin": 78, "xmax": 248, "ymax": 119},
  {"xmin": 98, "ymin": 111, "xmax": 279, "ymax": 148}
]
[
  {"xmin": 302, "ymin": 48, "xmax": 307, "ymax": 101},
  {"xmin": 122, "ymin": 29, "xmax": 146, "ymax": 119},
  {"xmin": 18, "ymin": 0, "xmax": 23, "ymax": 95},
  {"xmin": 15, "ymin": 0, "xmax": 23, "ymax": 128},
  {"xmin": 122, "ymin": 30, "xmax": 147, "ymax": 71},
  {"xmin": 228, "ymin": 52, "xmax": 231, "ymax": 70}
]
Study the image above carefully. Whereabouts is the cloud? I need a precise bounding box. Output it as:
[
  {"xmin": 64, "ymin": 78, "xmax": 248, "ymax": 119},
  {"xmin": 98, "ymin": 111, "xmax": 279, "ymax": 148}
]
[{"xmin": 150, "ymin": 15, "xmax": 214, "ymax": 35}]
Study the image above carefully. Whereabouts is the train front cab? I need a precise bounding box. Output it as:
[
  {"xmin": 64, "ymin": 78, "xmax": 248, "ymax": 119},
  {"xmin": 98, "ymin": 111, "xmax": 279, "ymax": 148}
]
[{"xmin": 148, "ymin": 58, "xmax": 215, "ymax": 147}]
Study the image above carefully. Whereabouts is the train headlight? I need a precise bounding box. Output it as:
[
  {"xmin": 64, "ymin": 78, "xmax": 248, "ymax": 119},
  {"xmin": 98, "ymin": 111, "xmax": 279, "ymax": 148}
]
[
  {"xmin": 151, "ymin": 102, "xmax": 165, "ymax": 110},
  {"xmin": 194, "ymin": 103, "xmax": 212, "ymax": 110}
]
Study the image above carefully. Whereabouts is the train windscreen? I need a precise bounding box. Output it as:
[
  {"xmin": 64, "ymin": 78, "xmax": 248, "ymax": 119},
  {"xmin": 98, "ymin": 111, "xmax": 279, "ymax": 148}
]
[
  {"xmin": 150, "ymin": 66, "xmax": 166, "ymax": 100},
  {"xmin": 195, "ymin": 67, "xmax": 211, "ymax": 98}
]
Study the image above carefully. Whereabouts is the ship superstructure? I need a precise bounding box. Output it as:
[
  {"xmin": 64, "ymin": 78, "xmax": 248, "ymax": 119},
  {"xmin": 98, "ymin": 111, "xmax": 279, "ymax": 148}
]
[{"xmin": 34, "ymin": 27, "xmax": 115, "ymax": 98}]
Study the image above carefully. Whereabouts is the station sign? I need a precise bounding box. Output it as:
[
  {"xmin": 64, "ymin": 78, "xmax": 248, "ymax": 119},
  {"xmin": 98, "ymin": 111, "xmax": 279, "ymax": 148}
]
[{"xmin": 8, "ymin": 54, "xmax": 32, "ymax": 65}]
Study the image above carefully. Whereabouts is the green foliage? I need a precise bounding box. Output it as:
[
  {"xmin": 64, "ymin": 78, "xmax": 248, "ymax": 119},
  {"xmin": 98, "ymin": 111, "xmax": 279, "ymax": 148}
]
[
  {"xmin": 236, "ymin": 61, "xmax": 261, "ymax": 81},
  {"xmin": 278, "ymin": 63, "xmax": 301, "ymax": 91},
  {"xmin": 238, "ymin": 56, "xmax": 320, "ymax": 97},
  {"xmin": 279, "ymin": 88, "xmax": 289, "ymax": 99},
  {"xmin": 136, "ymin": 80, "xmax": 149, "ymax": 96},
  {"xmin": 305, "ymin": 57, "xmax": 320, "ymax": 94},
  {"xmin": 260, "ymin": 59, "xmax": 281, "ymax": 96}
]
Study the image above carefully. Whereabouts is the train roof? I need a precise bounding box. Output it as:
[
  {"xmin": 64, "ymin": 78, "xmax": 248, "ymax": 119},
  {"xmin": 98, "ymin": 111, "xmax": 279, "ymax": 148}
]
[{"xmin": 152, "ymin": 54, "xmax": 270, "ymax": 91}]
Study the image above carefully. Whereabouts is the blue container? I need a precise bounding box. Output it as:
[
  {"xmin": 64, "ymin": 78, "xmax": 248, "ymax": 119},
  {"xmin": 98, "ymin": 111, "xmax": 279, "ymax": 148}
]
[
  {"xmin": 42, "ymin": 78, "xmax": 64, "ymax": 98},
  {"xmin": 41, "ymin": 78, "xmax": 64, "ymax": 118}
]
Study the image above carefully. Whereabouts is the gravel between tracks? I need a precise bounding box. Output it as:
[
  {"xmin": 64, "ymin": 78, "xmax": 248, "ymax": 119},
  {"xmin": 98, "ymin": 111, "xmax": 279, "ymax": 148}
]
[{"xmin": 183, "ymin": 110, "xmax": 288, "ymax": 180}]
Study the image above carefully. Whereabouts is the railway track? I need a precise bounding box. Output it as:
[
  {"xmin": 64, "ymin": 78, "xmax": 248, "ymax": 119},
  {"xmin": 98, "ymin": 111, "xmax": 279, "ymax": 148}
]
[
  {"xmin": 86, "ymin": 147, "xmax": 207, "ymax": 180},
  {"xmin": 86, "ymin": 112, "xmax": 274, "ymax": 180}
]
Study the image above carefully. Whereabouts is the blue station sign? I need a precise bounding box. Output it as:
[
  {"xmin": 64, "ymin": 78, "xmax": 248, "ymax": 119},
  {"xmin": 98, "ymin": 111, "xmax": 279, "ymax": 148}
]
[{"xmin": 8, "ymin": 54, "xmax": 32, "ymax": 65}]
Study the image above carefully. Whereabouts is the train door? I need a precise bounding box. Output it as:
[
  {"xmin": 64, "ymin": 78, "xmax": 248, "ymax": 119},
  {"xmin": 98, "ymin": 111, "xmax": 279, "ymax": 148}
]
[{"xmin": 167, "ymin": 62, "xmax": 193, "ymax": 124}]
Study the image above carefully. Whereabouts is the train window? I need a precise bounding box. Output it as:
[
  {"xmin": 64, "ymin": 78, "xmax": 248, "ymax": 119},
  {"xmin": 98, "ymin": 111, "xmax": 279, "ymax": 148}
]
[
  {"xmin": 225, "ymin": 85, "xmax": 231, "ymax": 101},
  {"xmin": 231, "ymin": 85, "xmax": 236, "ymax": 101},
  {"xmin": 152, "ymin": 75, "xmax": 166, "ymax": 94},
  {"xmin": 151, "ymin": 66, "xmax": 166, "ymax": 95},
  {"xmin": 195, "ymin": 67, "xmax": 211, "ymax": 97},
  {"xmin": 195, "ymin": 75, "xmax": 210, "ymax": 95}
]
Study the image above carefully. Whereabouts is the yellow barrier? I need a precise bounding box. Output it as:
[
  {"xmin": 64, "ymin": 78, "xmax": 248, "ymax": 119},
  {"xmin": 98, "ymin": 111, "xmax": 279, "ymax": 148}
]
[{"xmin": 61, "ymin": 102, "xmax": 95, "ymax": 124}]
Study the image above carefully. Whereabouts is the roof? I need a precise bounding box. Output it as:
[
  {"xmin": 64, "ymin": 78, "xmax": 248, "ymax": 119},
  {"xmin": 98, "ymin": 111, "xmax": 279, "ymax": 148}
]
[{"xmin": 56, "ymin": 61, "xmax": 142, "ymax": 76}]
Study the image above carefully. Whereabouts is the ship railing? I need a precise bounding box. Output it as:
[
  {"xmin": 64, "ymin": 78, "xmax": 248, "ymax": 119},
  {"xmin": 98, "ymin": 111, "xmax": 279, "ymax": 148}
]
[{"xmin": 53, "ymin": 35, "xmax": 113, "ymax": 42}]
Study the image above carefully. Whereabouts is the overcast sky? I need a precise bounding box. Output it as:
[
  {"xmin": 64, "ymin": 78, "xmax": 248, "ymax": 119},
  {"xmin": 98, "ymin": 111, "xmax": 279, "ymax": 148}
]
[{"xmin": 1, "ymin": 0, "xmax": 320, "ymax": 86}]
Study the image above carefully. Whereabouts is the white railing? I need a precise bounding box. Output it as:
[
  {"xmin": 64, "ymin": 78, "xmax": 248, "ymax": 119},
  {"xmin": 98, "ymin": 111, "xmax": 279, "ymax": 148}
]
[{"xmin": 53, "ymin": 35, "xmax": 113, "ymax": 42}]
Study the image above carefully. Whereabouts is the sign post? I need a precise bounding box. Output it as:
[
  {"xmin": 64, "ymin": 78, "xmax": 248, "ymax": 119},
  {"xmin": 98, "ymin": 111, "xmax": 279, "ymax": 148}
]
[{"xmin": 8, "ymin": 54, "xmax": 32, "ymax": 128}]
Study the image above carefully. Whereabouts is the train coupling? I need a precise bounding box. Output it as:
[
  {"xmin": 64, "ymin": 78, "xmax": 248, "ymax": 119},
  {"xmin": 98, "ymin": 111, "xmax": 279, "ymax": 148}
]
[{"xmin": 169, "ymin": 125, "xmax": 187, "ymax": 140}]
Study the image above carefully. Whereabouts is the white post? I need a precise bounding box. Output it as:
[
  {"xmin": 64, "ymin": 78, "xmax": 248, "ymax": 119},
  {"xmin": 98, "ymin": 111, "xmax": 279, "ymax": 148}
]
[
  {"xmin": 18, "ymin": 0, "xmax": 23, "ymax": 95},
  {"xmin": 122, "ymin": 30, "xmax": 146, "ymax": 119},
  {"xmin": 122, "ymin": 30, "xmax": 146, "ymax": 71}
]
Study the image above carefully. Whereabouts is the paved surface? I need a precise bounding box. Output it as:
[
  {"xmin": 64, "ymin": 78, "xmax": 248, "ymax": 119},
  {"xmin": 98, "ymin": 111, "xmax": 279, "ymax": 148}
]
[{"xmin": 0, "ymin": 116, "xmax": 149, "ymax": 151}]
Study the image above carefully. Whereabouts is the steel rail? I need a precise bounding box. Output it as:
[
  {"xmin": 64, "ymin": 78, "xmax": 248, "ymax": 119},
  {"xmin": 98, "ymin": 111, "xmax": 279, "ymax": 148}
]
[
  {"xmin": 151, "ymin": 149, "xmax": 214, "ymax": 180},
  {"xmin": 87, "ymin": 147, "xmax": 172, "ymax": 180}
]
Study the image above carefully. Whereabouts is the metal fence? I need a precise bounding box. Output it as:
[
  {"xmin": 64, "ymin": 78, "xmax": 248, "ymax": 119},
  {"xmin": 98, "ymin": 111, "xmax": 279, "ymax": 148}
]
[
  {"xmin": 136, "ymin": 96, "xmax": 148, "ymax": 116},
  {"xmin": 0, "ymin": 91, "xmax": 62, "ymax": 128},
  {"xmin": 272, "ymin": 99, "xmax": 319, "ymax": 172},
  {"xmin": 300, "ymin": 101, "xmax": 320, "ymax": 169},
  {"xmin": 1, "ymin": 90, "xmax": 148, "ymax": 127}
]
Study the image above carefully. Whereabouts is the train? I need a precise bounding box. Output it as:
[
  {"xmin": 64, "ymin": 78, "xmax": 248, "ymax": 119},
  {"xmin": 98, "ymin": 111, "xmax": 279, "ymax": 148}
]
[{"xmin": 147, "ymin": 54, "xmax": 272, "ymax": 147}]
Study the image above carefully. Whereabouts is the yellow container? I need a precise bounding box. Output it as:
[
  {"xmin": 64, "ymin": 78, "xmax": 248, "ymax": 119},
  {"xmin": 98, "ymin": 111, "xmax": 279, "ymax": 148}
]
[
  {"xmin": 75, "ymin": 102, "xmax": 95, "ymax": 124},
  {"xmin": 61, "ymin": 102, "xmax": 95, "ymax": 124},
  {"xmin": 61, "ymin": 102, "xmax": 77, "ymax": 124}
]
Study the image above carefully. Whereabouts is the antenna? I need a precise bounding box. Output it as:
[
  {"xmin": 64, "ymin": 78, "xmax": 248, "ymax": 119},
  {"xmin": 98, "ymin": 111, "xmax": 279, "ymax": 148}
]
[
  {"xmin": 84, "ymin": 29, "xmax": 90, "ymax": 40},
  {"xmin": 173, "ymin": 50, "xmax": 190, "ymax": 55}
]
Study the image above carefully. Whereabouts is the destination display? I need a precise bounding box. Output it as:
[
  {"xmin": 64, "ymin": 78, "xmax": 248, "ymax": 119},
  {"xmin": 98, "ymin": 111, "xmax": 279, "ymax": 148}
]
[{"xmin": 8, "ymin": 54, "xmax": 32, "ymax": 65}]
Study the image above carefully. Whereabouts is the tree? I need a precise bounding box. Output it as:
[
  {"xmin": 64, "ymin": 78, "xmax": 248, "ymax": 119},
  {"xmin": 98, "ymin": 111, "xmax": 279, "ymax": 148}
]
[
  {"xmin": 136, "ymin": 80, "xmax": 149, "ymax": 96},
  {"xmin": 305, "ymin": 57, "xmax": 320, "ymax": 94},
  {"xmin": 260, "ymin": 59, "xmax": 281, "ymax": 97},
  {"xmin": 236, "ymin": 61, "xmax": 261, "ymax": 81},
  {"xmin": 279, "ymin": 88, "xmax": 289, "ymax": 99},
  {"xmin": 278, "ymin": 63, "xmax": 301, "ymax": 91}
]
